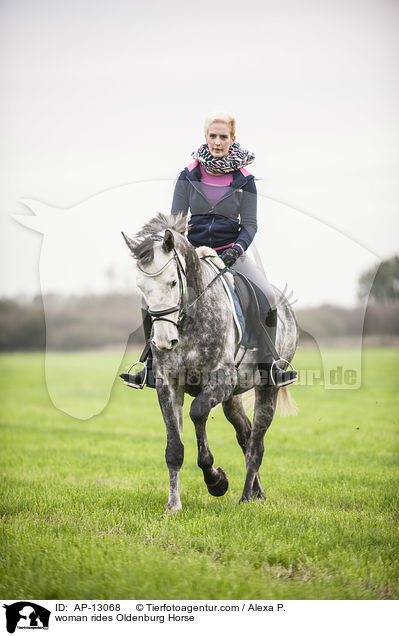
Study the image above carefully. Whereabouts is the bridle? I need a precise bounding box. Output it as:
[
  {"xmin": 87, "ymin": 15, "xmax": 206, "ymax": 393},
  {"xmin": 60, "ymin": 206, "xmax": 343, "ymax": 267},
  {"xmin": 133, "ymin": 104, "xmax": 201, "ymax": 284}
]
[
  {"xmin": 137, "ymin": 248, "xmax": 186, "ymax": 328},
  {"xmin": 137, "ymin": 248, "xmax": 227, "ymax": 330}
]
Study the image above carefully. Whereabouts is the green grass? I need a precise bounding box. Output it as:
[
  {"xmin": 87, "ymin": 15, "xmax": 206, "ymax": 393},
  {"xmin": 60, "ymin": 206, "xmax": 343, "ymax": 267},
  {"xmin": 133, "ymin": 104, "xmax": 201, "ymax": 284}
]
[{"xmin": 0, "ymin": 348, "xmax": 398, "ymax": 599}]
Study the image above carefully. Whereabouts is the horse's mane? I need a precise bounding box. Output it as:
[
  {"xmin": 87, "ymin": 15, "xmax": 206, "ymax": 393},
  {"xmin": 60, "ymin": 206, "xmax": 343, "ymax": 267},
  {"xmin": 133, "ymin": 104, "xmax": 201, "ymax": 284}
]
[
  {"xmin": 127, "ymin": 212, "xmax": 206, "ymax": 296},
  {"xmin": 128, "ymin": 212, "xmax": 188, "ymax": 265},
  {"xmin": 138, "ymin": 212, "xmax": 187, "ymax": 238}
]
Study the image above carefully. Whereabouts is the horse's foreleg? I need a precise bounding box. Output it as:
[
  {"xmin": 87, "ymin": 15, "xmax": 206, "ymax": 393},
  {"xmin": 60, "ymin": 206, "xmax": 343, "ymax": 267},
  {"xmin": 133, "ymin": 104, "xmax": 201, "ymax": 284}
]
[
  {"xmin": 240, "ymin": 386, "xmax": 278, "ymax": 502},
  {"xmin": 156, "ymin": 383, "xmax": 184, "ymax": 513},
  {"xmin": 222, "ymin": 395, "xmax": 266, "ymax": 500},
  {"xmin": 190, "ymin": 367, "xmax": 235, "ymax": 497}
]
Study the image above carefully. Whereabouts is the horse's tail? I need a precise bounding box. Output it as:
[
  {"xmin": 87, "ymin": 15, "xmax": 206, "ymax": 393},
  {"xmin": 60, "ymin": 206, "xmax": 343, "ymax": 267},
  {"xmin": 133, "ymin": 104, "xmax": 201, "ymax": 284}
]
[
  {"xmin": 276, "ymin": 386, "xmax": 298, "ymax": 416},
  {"xmin": 243, "ymin": 386, "xmax": 298, "ymax": 418}
]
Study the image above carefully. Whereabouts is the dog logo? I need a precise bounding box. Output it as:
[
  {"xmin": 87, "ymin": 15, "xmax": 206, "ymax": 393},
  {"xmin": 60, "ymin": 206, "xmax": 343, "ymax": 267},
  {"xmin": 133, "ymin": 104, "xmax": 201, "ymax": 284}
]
[{"xmin": 2, "ymin": 602, "xmax": 51, "ymax": 633}]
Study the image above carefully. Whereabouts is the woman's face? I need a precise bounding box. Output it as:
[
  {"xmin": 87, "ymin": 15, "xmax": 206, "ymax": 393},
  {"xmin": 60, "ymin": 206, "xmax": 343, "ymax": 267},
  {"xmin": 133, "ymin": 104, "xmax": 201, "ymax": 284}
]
[{"xmin": 205, "ymin": 122, "xmax": 235, "ymax": 158}]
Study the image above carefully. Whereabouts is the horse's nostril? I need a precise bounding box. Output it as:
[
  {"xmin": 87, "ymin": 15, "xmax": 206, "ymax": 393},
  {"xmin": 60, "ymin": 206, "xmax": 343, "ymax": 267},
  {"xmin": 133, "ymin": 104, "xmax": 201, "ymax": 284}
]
[{"xmin": 170, "ymin": 339, "xmax": 178, "ymax": 348}]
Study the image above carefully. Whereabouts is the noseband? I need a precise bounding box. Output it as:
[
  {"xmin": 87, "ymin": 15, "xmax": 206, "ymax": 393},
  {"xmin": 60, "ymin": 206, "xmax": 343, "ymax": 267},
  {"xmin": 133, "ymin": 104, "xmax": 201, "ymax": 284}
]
[{"xmin": 137, "ymin": 248, "xmax": 227, "ymax": 330}]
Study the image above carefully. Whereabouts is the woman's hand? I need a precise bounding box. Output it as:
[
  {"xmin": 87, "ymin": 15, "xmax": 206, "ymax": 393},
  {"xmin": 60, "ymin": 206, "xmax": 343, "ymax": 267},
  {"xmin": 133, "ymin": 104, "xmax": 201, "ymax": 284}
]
[{"xmin": 220, "ymin": 245, "xmax": 242, "ymax": 267}]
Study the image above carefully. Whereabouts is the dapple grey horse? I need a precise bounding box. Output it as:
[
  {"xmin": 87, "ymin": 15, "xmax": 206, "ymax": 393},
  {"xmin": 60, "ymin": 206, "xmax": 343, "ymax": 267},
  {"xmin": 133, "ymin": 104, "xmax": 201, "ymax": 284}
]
[{"xmin": 123, "ymin": 213, "xmax": 298, "ymax": 513}]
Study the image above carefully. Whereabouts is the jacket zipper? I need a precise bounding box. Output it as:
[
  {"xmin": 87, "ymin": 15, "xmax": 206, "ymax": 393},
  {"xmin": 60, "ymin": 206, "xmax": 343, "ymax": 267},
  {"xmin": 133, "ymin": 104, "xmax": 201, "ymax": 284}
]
[
  {"xmin": 185, "ymin": 173, "xmax": 246, "ymax": 248},
  {"xmin": 208, "ymin": 216, "xmax": 215, "ymax": 248}
]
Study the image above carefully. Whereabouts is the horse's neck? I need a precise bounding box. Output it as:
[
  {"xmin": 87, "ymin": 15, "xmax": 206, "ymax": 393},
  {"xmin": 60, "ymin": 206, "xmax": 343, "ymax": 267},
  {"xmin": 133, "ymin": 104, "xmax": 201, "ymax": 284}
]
[
  {"xmin": 192, "ymin": 257, "xmax": 219, "ymax": 296},
  {"xmin": 184, "ymin": 251, "xmax": 208, "ymax": 297},
  {"xmin": 185, "ymin": 257, "xmax": 230, "ymax": 322}
]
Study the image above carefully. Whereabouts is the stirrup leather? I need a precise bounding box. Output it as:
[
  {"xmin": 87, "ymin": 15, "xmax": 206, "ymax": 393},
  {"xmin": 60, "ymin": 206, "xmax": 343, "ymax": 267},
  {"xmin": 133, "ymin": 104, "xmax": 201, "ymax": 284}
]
[
  {"xmin": 270, "ymin": 358, "xmax": 297, "ymax": 387},
  {"xmin": 122, "ymin": 360, "xmax": 147, "ymax": 389}
]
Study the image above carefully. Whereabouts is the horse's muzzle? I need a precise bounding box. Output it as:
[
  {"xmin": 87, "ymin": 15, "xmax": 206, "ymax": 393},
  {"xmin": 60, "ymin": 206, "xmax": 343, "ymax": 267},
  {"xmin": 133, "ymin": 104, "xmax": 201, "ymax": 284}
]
[{"xmin": 152, "ymin": 337, "xmax": 179, "ymax": 352}]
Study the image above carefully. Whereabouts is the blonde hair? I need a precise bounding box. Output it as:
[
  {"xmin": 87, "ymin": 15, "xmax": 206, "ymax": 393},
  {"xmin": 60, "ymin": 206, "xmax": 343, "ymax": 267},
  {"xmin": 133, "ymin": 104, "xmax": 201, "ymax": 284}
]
[{"xmin": 204, "ymin": 111, "xmax": 236, "ymax": 137}]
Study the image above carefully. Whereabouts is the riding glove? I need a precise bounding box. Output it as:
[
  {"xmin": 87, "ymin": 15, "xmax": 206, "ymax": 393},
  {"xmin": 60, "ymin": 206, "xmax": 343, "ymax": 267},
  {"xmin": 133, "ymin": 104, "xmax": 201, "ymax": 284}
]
[{"xmin": 220, "ymin": 246, "xmax": 242, "ymax": 267}]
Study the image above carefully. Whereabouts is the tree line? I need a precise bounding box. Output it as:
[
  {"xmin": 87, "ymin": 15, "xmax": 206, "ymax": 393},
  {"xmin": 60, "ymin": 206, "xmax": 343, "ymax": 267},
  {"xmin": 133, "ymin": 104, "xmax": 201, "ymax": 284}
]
[
  {"xmin": 0, "ymin": 293, "xmax": 143, "ymax": 351},
  {"xmin": 1, "ymin": 256, "xmax": 398, "ymax": 351}
]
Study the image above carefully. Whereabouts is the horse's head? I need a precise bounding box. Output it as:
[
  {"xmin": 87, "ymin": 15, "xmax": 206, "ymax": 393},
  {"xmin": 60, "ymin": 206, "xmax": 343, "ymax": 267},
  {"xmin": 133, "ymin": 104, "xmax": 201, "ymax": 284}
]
[{"xmin": 123, "ymin": 214, "xmax": 188, "ymax": 352}]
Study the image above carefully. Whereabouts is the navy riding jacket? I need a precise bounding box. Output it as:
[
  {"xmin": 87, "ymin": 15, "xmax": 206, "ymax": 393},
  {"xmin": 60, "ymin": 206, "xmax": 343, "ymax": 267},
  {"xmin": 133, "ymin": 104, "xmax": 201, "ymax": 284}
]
[{"xmin": 170, "ymin": 160, "xmax": 257, "ymax": 252}]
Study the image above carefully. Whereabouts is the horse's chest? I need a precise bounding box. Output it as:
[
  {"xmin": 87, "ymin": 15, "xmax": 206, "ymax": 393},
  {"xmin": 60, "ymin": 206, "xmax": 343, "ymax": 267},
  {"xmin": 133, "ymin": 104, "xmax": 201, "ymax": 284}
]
[{"xmin": 182, "ymin": 335, "xmax": 225, "ymax": 368}]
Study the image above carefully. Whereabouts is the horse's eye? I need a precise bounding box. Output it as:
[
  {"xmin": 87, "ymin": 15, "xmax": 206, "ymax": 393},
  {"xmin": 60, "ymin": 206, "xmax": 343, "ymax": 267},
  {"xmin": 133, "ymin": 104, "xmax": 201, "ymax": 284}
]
[{"xmin": 170, "ymin": 280, "xmax": 177, "ymax": 288}]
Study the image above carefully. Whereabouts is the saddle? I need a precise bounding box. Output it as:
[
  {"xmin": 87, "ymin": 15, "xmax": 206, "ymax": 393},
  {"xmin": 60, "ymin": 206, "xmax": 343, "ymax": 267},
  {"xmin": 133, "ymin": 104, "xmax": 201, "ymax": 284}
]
[{"xmin": 203, "ymin": 258, "xmax": 279, "ymax": 363}]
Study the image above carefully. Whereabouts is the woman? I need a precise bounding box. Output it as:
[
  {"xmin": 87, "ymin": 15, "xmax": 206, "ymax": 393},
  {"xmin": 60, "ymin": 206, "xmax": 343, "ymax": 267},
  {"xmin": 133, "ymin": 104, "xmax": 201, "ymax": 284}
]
[{"xmin": 121, "ymin": 112, "xmax": 297, "ymax": 388}]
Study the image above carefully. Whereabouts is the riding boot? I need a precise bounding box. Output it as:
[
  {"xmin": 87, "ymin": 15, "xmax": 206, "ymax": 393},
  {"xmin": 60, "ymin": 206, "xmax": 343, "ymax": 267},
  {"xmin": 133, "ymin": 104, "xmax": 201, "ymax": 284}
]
[
  {"xmin": 120, "ymin": 308, "xmax": 156, "ymax": 389},
  {"xmin": 257, "ymin": 308, "xmax": 297, "ymax": 387}
]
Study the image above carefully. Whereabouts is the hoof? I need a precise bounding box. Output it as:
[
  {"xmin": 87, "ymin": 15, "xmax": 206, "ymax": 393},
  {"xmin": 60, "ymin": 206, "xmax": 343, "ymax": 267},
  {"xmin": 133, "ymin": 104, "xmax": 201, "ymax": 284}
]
[
  {"xmin": 206, "ymin": 467, "xmax": 229, "ymax": 497},
  {"xmin": 254, "ymin": 491, "xmax": 266, "ymax": 501},
  {"xmin": 239, "ymin": 492, "xmax": 265, "ymax": 504},
  {"xmin": 163, "ymin": 501, "xmax": 182, "ymax": 515},
  {"xmin": 252, "ymin": 488, "xmax": 266, "ymax": 501}
]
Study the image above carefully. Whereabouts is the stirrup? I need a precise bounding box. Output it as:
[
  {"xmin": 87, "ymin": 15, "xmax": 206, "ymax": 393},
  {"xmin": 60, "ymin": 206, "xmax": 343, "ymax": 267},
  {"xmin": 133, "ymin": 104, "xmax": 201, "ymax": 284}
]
[
  {"xmin": 121, "ymin": 360, "xmax": 147, "ymax": 389},
  {"xmin": 270, "ymin": 358, "xmax": 297, "ymax": 387}
]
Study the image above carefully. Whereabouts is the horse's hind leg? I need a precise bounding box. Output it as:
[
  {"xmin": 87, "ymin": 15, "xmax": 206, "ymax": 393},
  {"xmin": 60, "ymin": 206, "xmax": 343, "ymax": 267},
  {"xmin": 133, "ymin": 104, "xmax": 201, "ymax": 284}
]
[
  {"xmin": 240, "ymin": 386, "xmax": 278, "ymax": 502},
  {"xmin": 189, "ymin": 367, "xmax": 235, "ymax": 497},
  {"xmin": 222, "ymin": 395, "xmax": 265, "ymax": 500}
]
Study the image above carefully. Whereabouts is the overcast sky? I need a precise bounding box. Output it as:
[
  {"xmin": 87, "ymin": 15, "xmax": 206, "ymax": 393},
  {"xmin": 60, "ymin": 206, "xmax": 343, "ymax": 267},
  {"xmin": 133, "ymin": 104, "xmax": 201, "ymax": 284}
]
[{"xmin": 1, "ymin": 0, "xmax": 398, "ymax": 307}]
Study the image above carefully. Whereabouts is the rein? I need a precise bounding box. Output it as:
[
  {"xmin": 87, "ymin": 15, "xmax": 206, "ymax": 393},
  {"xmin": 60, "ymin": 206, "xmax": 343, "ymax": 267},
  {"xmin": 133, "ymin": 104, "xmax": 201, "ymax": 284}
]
[
  {"xmin": 179, "ymin": 259, "xmax": 228, "ymax": 321},
  {"xmin": 137, "ymin": 249, "xmax": 228, "ymax": 328}
]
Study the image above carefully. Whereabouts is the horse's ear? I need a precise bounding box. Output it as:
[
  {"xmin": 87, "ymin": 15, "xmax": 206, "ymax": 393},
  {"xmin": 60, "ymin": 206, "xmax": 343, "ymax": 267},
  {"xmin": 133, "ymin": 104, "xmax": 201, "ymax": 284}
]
[
  {"xmin": 163, "ymin": 229, "xmax": 175, "ymax": 252},
  {"xmin": 121, "ymin": 231, "xmax": 135, "ymax": 253}
]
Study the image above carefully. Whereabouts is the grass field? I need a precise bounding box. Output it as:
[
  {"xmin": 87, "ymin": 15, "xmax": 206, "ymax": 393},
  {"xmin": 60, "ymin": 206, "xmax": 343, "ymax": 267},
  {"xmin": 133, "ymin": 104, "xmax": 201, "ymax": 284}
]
[{"xmin": 0, "ymin": 348, "xmax": 398, "ymax": 600}]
